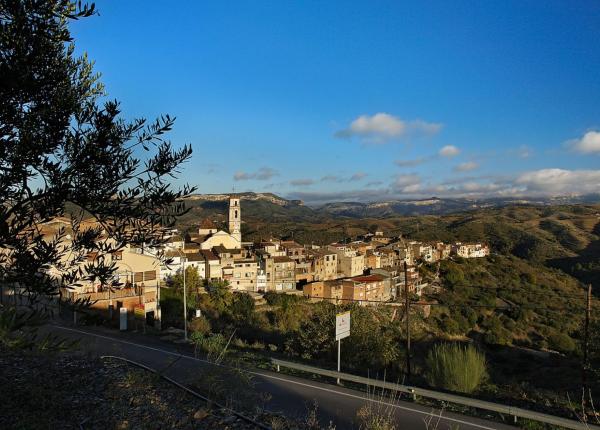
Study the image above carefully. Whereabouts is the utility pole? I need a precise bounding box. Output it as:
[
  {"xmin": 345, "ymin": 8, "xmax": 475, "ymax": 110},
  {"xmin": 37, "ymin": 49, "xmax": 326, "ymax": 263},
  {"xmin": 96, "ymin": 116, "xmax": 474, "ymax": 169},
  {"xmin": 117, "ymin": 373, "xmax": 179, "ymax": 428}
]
[
  {"xmin": 404, "ymin": 261, "xmax": 411, "ymax": 381},
  {"xmin": 183, "ymin": 253, "xmax": 187, "ymax": 341},
  {"xmin": 582, "ymin": 283, "xmax": 592, "ymax": 416}
]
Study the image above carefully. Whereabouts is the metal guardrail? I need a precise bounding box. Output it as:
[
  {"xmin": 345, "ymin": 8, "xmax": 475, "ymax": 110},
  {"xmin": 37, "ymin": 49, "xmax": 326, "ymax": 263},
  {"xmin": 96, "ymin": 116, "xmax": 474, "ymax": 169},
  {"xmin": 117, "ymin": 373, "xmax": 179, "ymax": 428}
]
[
  {"xmin": 272, "ymin": 358, "xmax": 600, "ymax": 430},
  {"xmin": 102, "ymin": 355, "xmax": 270, "ymax": 429}
]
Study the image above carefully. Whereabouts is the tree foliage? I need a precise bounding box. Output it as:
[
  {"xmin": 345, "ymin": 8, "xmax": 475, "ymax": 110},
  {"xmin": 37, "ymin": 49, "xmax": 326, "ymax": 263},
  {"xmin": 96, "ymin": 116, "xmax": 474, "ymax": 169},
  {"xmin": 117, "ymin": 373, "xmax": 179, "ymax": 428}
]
[{"xmin": 0, "ymin": 1, "xmax": 194, "ymax": 321}]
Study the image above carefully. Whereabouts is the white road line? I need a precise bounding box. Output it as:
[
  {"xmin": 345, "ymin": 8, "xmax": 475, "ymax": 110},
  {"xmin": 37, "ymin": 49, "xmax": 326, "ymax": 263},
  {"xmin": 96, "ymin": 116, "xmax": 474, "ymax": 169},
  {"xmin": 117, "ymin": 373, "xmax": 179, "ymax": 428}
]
[{"xmin": 53, "ymin": 325, "xmax": 505, "ymax": 430}]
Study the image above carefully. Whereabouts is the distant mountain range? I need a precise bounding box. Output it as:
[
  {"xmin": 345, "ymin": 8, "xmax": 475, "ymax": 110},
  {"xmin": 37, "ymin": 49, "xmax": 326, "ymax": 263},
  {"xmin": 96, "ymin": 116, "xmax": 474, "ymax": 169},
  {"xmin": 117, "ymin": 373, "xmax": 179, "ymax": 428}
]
[{"xmin": 183, "ymin": 192, "xmax": 600, "ymax": 220}]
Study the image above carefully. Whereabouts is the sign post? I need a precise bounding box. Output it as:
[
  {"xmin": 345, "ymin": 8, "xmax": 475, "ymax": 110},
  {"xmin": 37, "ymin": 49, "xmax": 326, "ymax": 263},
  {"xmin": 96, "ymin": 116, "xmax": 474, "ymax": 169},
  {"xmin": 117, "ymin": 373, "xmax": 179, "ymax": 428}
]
[{"xmin": 335, "ymin": 311, "xmax": 351, "ymax": 384}]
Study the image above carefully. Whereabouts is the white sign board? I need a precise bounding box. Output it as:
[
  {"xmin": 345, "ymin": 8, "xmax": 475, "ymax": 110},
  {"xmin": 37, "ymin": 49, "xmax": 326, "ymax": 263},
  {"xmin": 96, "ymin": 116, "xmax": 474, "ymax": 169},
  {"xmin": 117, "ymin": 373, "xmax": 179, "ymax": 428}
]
[
  {"xmin": 335, "ymin": 311, "xmax": 351, "ymax": 341},
  {"xmin": 119, "ymin": 307, "xmax": 128, "ymax": 331}
]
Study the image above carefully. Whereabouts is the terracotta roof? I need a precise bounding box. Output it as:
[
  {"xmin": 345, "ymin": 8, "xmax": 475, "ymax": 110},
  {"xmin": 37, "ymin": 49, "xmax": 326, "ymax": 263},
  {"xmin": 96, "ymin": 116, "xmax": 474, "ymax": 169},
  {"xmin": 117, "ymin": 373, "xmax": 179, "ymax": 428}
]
[
  {"xmin": 307, "ymin": 249, "xmax": 336, "ymax": 257},
  {"xmin": 199, "ymin": 218, "xmax": 217, "ymax": 229},
  {"xmin": 280, "ymin": 241, "xmax": 303, "ymax": 249},
  {"xmin": 351, "ymin": 274, "xmax": 385, "ymax": 283},
  {"xmin": 273, "ymin": 256, "xmax": 294, "ymax": 263},
  {"xmin": 185, "ymin": 252, "xmax": 206, "ymax": 262},
  {"xmin": 199, "ymin": 249, "xmax": 219, "ymax": 261}
]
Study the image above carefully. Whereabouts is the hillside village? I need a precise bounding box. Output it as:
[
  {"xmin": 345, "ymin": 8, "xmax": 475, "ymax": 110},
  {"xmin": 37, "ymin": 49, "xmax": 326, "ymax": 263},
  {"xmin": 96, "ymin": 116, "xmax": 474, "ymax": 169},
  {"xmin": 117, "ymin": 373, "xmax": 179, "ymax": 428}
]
[{"xmin": 52, "ymin": 196, "xmax": 489, "ymax": 328}]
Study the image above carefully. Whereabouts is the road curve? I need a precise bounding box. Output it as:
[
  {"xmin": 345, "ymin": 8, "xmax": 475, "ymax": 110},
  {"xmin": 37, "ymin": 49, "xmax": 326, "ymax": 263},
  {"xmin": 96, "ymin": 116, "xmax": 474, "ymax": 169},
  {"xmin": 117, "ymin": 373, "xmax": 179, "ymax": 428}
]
[{"xmin": 49, "ymin": 324, "xmax": 517, "ymax": 430}]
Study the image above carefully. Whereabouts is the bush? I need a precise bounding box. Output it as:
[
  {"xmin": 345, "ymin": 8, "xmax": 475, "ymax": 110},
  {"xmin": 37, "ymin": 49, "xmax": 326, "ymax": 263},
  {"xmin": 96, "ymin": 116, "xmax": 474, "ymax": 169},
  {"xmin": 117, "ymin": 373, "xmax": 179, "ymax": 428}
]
[
  {"xmin": 264, "ymin": 291, "xmax": 303, "ymax": 307},
  {"xmin": 425, "ymin": 343, "xmax": 487, "ymax": 394},
  {"xmin": 547, "ymin": 332, "xmax": 576, "ymax": 353},
  {"xmin": 444, "ymin": 266, "xmax": 464, "ymax": 287},
  {"xmin": 191, "ymin": 332, "xmax": 226, "ymax": 354},
  {"xmin": 188, "ymin": 315, "xmax": 211, "ymax": 336},
  {"xmin": 230, "ymin": 292, "xmax": 255, "ymax": 322}
]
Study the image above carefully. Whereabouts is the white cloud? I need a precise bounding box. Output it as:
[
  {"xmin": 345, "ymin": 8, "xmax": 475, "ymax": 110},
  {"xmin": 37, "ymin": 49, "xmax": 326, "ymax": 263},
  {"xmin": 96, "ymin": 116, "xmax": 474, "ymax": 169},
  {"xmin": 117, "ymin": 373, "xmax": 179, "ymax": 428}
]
[
  {"xmin": 350, "ymin": 172, "xmax": 368, "ymax": 181},
  {"xmin": 290, "ymin": 178, "xmax": 315, "ymax": 186},
  {"xmin": 439, "ymin": 145, "xmax": 460, "ymax": 157},
  {"xmin": 516, "ymin": 145, "xmax": 532, "ymax": 159},
  {"xmin": 320, "ymin": 173, "xmax": 368, "ymax": 182},
  {"xmin": 233, "ymin": 167, "xmax": 278, "ymax": 181},
  {"xmin": 454, "ymin": 161, "xmax": 478, "ymax": 172},
  {"xmin": 335, "ymin": 113, "xmax": 442, "ymax": 143},
  {"xmin": 391, "ymin": 174, "xmax": 422, "ymax": 193},
  {"xmin": 516, "ymin": 168, "xmax": 600, "ymax": 194},
  {"xmin": 286, "ymin": 168, "xmax": 600, "ymax": 203},
  {"xmin": 569, "ymin": 131, "xmax": 600, "ymax": 154},
  {"xmin": 288, "ymin": 189, "xmax": 390, "ymax": 204},
  {"xmin": 394, "ymin": 157, "xmax": 431, "ymax": 167}
]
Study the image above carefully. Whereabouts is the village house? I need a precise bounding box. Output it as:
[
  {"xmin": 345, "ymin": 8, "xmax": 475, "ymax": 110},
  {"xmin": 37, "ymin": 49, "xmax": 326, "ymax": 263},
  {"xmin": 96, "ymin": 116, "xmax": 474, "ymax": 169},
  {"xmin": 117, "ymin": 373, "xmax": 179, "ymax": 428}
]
[
  {"xmin": 199, "ymin": 249, "xmax": 221, "ymax": 280},
  {"xmin": 365, "ymin": 250, "xmax": 381, "ymax": 270},
  {"xmin": 410, "ymin": 241, "xmax": 435, "ymax": 263},
  {"xmin": 453, "ymin": 242, "xmax": 490, "ymax": 258},
  {"xmin": 303, "ymin": 279, "xmax": 344, "ymax": 303},
  {"xmin": 303, "ymin": 274, "xmax": 390, "ymax": 305},
  {"xmin": 435, "ymin": 242, "xmax": 452, "ymax": 260},
  {"xmin": 280, "ymin": 240, "xmax": 307, "ymax": 261},
  {"xmin": 261, "ymin": 255, "xmax": 296, "ymax": 291},
  {"xmin": 328, "ymin": 244, "xmax": 365, "ymax": 277},
  {"xmin": 231, "ymin": 258, "xmax": 259, "ymax": 291},
  {"xmin": 307, "ymin": 248, "xmax": 338, "ymax": 281},
  {"xmin": 60, "ymin": 244, "xmax": 162, "ymax": 328},
  {"xmin": 294, "ymin": 260, "xmax": 314, "ymax": 284}
]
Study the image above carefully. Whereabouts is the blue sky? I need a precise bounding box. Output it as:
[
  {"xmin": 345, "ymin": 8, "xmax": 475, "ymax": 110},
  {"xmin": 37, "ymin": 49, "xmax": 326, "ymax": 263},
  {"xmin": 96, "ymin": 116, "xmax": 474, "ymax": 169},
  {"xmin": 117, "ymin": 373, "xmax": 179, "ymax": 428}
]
[{"xmin": 71, "ymin": 1, "xmax": 600, "ymax": 204}]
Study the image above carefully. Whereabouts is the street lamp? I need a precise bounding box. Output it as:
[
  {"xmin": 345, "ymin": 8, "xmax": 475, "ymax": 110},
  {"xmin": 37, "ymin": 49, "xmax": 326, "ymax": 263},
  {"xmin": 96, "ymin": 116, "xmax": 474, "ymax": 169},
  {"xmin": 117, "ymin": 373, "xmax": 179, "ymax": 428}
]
[{"xmin": 174, "ymin": 246, "xmax": 187, "ymax": 341}]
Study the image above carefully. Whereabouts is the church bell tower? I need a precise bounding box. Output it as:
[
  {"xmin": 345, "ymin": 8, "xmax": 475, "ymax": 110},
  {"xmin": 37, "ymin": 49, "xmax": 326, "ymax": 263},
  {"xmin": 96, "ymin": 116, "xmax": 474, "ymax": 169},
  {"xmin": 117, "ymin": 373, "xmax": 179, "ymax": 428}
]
[{"xmin": 228, "ymin": 195, "xmax": 241, "ymax": 244}]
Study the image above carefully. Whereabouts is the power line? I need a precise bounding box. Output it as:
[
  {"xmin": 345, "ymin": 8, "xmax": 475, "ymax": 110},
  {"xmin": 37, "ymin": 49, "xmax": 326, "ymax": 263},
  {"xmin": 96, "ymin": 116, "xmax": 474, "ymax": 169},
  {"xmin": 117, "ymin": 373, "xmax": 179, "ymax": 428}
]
[
  {"xmin": 439, "ymin": 284, "xmax": 600, "ymax": 301},
  {"xmin": 302, "ymin": 294, "xmax": 599, "ymax": 312}
]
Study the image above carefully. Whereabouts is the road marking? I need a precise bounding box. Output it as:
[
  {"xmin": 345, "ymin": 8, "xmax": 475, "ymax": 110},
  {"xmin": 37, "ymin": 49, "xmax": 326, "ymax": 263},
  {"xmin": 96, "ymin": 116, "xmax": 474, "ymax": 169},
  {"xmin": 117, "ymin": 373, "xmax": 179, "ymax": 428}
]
[
  {"xmin": 255, "ymin": 373, "xmax": 502, "ymax": 430},
  {"xmin": 53, "ymin": 325, "xmax": 506, "ymax": 430}
]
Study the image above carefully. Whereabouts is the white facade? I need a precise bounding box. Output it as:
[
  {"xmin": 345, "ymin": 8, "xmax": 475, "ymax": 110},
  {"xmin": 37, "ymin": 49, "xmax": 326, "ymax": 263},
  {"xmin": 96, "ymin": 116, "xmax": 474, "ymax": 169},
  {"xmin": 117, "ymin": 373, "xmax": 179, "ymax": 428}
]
[{"xmin": 228, "ymin": 196, "xmax": 242, "ymax": 244}]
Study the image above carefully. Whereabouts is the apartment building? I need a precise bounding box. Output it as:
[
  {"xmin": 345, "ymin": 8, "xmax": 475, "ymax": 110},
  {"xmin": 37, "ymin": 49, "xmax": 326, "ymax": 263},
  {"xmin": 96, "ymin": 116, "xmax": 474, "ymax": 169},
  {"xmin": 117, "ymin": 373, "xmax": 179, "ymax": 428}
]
[
  {"xmin": 280, "ymin": 240, "xmax": 306, "ymax": 261},
  {"xmin": 303, "ymin": 274, "xmax": 390, "ymax": 305},
  {"xmin": 303, "ymin": 280, "xmax": 344, "ymax": 302},
  {"xmin": 346, "ymin": 274, "xmax": 391, "ymax": 304},
  {"xmin": 62, "ymin": 245, "xmax": 162, "ymax": 327},
  {"xmin": 231, "ymin": 258, "xmax": 259, "ymax": 291},
  {"xmin": 307, "ymin": 248, "xmax": 338, "ymax": 281},
  {"xmin": 365, "ymin": 251, "xmax": 381, "ymax": 270},
  {"xmin": 410, "ymin": 242, "xmax": 434, "ymax": 262},
  {"xmin": 262, "ymin": 255, "xmax": 296, "ymax": 291},
  {"xmin": 453, "ymin": 242, "xmax": 490, "ymax": 258},
  {"xmin": 199, "ymin": 249, "xmax": 221, "ymax": 280},
  {"xmin": 435, "ymin": 242, "xmax": 452, "ymax": 261},
  {"xmin": 328, "ymin": 244, "xmax": 365, "ymax": 277},
  {"xmin": 294, "ymin": 260, "xmax": 314, "ymax": 284}
]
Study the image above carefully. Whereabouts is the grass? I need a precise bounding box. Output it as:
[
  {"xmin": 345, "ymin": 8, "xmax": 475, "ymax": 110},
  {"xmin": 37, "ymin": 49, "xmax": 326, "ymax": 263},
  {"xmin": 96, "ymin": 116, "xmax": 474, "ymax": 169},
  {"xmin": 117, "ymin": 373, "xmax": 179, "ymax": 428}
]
[{"xmin": 425, "ymin": 343, "xmax": 487, "ymax": 394}]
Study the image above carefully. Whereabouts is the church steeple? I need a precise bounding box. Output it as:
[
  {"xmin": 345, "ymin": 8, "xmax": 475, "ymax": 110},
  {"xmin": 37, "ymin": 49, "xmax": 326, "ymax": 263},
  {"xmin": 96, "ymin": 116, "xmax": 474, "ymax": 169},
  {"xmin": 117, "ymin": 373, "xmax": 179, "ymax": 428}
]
[{"xmin": 228, "ymin": 195, "xmax": 241, "ymax": 244}]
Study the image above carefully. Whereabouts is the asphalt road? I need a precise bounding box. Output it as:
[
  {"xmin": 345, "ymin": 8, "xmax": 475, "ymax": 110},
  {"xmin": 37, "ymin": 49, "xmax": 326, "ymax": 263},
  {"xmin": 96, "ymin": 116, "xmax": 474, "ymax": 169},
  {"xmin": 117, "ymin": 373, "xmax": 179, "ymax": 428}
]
[{"xmin": 48, "ymin": 324, "xmax": 517, "ymax": 430}]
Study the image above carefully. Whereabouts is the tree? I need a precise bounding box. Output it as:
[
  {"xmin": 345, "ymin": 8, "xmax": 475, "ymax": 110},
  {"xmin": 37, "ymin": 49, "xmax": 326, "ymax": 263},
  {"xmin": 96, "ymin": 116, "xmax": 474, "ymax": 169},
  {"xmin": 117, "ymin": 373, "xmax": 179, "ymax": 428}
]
[
  {"xmin": 0, "ymin": 1, "xmax": 194, "ymax": 334},
  {"xmin": 169, "ymin": 267, "xmax": 203, "ymax": 297},
  {"xmin": 444, "ymin": 265, "xmax": 464, "ymax": 287},
  {"xmin": 207, "ymin": 281, "xmax": 233, "ymax": 313},
  {"xmin": 230, "ymin": 292, "xmax": 255, "ymax": 323},
  {"xmin": 285, "ymin": 302, "xmax": 336, "ymax": 360}
]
